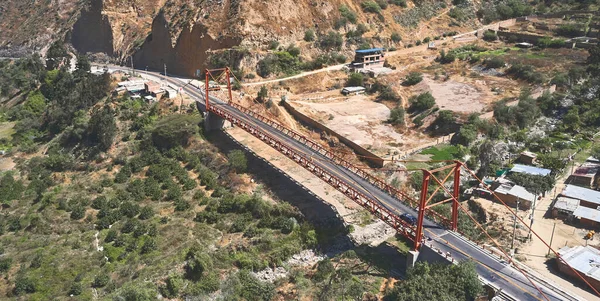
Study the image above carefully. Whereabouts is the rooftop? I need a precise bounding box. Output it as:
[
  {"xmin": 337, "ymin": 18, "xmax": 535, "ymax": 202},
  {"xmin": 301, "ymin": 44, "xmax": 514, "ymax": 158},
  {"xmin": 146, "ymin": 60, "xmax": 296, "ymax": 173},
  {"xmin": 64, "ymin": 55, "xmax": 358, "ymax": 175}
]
[
  {"xmin": 355, "ymin": 48, "xmax": 385, "ymax": 54},
  {"xmin": 510, "ymin": 164, "xmax": 551, "ymax": 176},
  {"xmin": 573, "ymin": 163, "xmax": 600, "ymax": 178},
  {"xmin": 587, "ymin": 157, "xmax": 600, "ymax": 164},
  {"xmin": 520, "ymin": 151, "xmax": 537, "ymax": 158},
  {"xmin": 341, "ymin": 86, "xmax": 366, "ymax": 93},
  {"xmin": 495, "ymin": 183, "xmax": 536, "ymax": 201},
  {"xmin": 561, "ymin": 185, "xmax": 600, "ymax": 206},
  {"xmin": 558, "ymin": 245, "xmax": 600, "ymax": 282},
  {"xmin": 553, "ymin": 197, "xmax": 580, "ymax": 213},
  {"xmin": 573, "ymin": 206, "xmax": 600, "ymax": 222}
]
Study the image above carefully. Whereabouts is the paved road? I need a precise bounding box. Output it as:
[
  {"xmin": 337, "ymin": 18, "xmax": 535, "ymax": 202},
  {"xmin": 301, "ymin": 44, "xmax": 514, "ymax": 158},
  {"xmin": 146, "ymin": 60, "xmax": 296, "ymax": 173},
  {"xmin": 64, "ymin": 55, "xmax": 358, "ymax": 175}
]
[{"xmin": 111, "ymin": 66, "xmax": 577, "ymax": 301}]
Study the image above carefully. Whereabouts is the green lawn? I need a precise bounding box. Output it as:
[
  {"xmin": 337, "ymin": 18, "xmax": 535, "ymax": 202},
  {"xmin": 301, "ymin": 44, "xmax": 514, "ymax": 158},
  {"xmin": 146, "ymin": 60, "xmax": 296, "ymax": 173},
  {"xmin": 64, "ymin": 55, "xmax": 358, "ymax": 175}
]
[{"xmin": 420, "ymin": 145, "xmax": 460, "ymax": 161}]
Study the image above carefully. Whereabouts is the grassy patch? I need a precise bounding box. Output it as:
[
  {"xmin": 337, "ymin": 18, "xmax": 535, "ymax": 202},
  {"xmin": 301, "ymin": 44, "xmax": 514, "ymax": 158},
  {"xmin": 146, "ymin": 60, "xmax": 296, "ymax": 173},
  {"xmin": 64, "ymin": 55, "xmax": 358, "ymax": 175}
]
[
  {"xmin": 0, "ymin": 121, "xmax": 15, "ymax": 140},
  {"xmin": 420, "ymin": 145, "xmax": 459, "ymax": 161}
]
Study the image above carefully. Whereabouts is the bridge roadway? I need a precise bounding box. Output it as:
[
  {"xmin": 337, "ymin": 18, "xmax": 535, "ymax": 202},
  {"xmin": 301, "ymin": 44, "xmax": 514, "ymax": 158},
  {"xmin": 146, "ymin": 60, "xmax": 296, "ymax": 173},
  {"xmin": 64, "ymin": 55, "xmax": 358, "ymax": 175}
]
[{"xmin": 112, "ymin": 67, "xmax": 573, "ymax": 301}]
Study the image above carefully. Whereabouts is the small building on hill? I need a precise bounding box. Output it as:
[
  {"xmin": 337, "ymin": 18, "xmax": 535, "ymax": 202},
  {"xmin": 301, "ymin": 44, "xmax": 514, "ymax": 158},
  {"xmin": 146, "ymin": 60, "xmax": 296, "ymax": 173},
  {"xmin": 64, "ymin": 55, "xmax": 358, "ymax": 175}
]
[
  {"xmin": 519, "ymin": 151, "xmax": 537, "ymax": 165},
  {"xmin": 552, "ymin": 197, "xmax": 580, "ymax": 220},
  {"xmin": 510, "ymin": 164, "xmax": 551, "ymax": 177},
  {"xmin": 573, "ymin": 206, "xmax": 600, "ymax": 229},
  {"xmin": 493, "ymin": 183, "xmax": 535, "ymax": 210},
  {"xmin": 568, "ymin": 162, "xmax": 600, "ymax": 188},
  {"xmin": 341, "ymin": 86, "xmax": 366, "ymax": 96},
  {"xmin": 351, "ymin": 48, "xmax": 385, "ymax": 69},
  {"xmin": 560, "ymin": 185, "xmax": 600, "ymax": 209},
  {"xmin": 557, "ymin": 245, "xmax": 600, "ymax": 291}
]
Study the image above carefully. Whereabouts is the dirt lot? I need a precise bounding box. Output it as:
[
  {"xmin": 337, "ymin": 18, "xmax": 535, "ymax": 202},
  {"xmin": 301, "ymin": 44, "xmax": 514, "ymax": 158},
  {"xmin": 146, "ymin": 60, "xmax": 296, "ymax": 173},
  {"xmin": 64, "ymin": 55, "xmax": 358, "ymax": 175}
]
[{"xmin": 289, "ymin": 95, "xmax": 435, "ymax": 158}]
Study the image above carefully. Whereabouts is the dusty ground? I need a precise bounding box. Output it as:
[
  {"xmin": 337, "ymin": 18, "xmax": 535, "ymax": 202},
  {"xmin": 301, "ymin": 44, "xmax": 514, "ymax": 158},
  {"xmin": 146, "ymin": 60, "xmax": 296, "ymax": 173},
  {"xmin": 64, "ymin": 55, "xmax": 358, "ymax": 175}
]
[
  {"xmin": 0, "ymin": 158, "xmax": 15, "ymax": 171},
  {"xmin": 415, "ymin": 74, "xmax": 489, "ymax": 113}
]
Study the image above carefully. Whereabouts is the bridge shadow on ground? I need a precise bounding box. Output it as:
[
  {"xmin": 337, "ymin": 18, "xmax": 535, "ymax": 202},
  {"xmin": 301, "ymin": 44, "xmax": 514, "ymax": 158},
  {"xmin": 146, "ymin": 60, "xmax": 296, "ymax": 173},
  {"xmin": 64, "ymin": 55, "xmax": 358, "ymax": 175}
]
[
  {"xmin": 206, "ymin": 130, "xmax": 351, "ymax": 251},
  {"xmin": 207, "ymin": 129, "xmax": 414, "ymax": 277}
]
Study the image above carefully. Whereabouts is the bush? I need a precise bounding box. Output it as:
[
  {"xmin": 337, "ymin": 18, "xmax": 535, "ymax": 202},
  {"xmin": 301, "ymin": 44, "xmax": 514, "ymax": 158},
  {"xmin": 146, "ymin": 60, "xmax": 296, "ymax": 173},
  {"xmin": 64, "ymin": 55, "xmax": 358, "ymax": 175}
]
[
  {"xmin": 161, "ymin": 275, "xmax": 183, "ymax": 298},
  {"xmin": 389, "ymin": 0, "xmax": 407, "ymax": 7},
  {"xmin": 389, "ymin": 107, "xmax": 405, "ymax": 125},
  {"xmin": 151, "ymin": 115, "xmax": 200, "ymax": 150},
  {"xmin": 257, "ymin": 86, "xmax": 268, "ymax": 102},
  {"xmin": 438, "ymin": 49, "xmax": 456, "ymax": 64},
  {"xmin": 304, "ymin": 29, "xmax": 315, "ymax": 42},
  {"xmin": 69, "ymin": 282, "xmax": 83, "ymax": 296},
  {"xmin": 13, "ymin": 276, "xmax": 36, "ymax": 295},
  {"xmin": 0, "ymin": 257, "xmax": 12, "ymax": 273},
  {"xmin": 92, "ymin": 274, "xmax": 110, "ymax": 288},
  {"xmin": 346, "ymin": 73, "xmax": 364, "ymax": 87},
  {"xmin": 484, "ymin": 57, "xmax": 505, "ymax": 69},
  {"xmin": 339, "ymin": 5, "xmax": 358, "ymax": 24},
  {"xmin": 403, "ymin": 72, "xmax": 423, "ymax": 86},
  {"xmin": 482, "ymin": 30, "xmax": 497, "ymax": 42},
  {"xmin": 361, "ymin": 1, "xmax": 382, "ymax": 13},
  {"xmin": 228, "ymin": 149, "xmax": 248, "ymax": 173},
  {"xmin": 138, "ymin": 206, "xmax": 154, "ymax": 220},
  {"xmin": 537, "ymin": 37, "xmax": 566, "ymax": 49},
  {"xmin": 507, "ymin": 63, "xmax": 543, "ymax": 84},
  {"xmin": 268, "ymin": 40, "xmax": 279, "ymax": 50},
  {"xmin": 319, "ymin": 31, "xmax": 344, "ymax": 50},
  {"xmin": 555, "ymin": 23, "xmax": 582, "ymax": 38},
  {"xmin": 391, "ymin": 32, "xmax": 402, "ymax": 43},
  {"xmin": 410, "ymin": 92, "xmax": 436, "ymax": 112}
]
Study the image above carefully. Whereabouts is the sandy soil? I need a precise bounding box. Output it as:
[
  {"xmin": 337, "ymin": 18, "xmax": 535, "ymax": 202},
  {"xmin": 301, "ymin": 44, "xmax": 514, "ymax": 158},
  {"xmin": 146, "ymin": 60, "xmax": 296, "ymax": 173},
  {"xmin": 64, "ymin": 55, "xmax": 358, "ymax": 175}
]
[
  {"xmin": 289, "ymin": 95, "xmax": 435, "ymax": 158},
  {"xmin": 0, "ymin": 157, "xmax": 15, "ymax": 171},
  {"xmin": 416, "ymin": 75, "xmax": 488, "ymax": 113}
]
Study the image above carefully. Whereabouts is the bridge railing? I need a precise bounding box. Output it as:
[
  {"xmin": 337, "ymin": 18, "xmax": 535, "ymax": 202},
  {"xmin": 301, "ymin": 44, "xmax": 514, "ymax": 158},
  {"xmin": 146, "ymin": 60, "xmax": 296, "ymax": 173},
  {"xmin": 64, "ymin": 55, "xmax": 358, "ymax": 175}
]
[{"xmin": 207, "ymin": 103, "xmax": 417, "ymax": 241}]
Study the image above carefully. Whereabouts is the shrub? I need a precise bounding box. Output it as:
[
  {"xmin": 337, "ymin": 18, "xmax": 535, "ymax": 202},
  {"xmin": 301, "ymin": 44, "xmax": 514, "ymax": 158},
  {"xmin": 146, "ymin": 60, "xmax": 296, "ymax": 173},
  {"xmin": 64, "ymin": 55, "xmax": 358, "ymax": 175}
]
[
  {"xmin": 228, "ymin": 149, "xmax": 248, "ymax": 173},
  {"xmin": 438, "ymin": 49, "xmax": 456, "ymax": 64},
  {"xmin": 138, "ymin": 206, "xmax": 154, "ymax": 220},
  {"xmin": 161, "ymin": 275, "xmax": 183, "ymax": 298},
  {"xmin": 69, "ymin": 282, "xmax": 83, "ymax": 296},
  {"xmin": 257, "ymin": 86, "xmax": 268, "ymax": 102},
  {"xmin": 319, "ymin": 31, "xmax": 344, "ymax": 50},
  {"xmin": 403, "ymin": 72, "xmax": 423, "ymax": 86},
  {"xmin": 268, "ymin": 40, "xmax": 279, "ymax": 50},
  {"xmin": 390, "ymin": 0, "xmax": 407, "ymax": 7},
  {"xmin": 410, "ymin": 92, "xmax": 436, "ymax": 112},
  {"xmin": 391, "ymin": 32, "xmax": 402, "ymax": 43},
  {"xmin": 389, "ymin": 107, "xmax": 405, "ymax": 125},
  {"xmin": 151, "ymin": 115, "xmax": 200, "ymax": 150},
  {"xmin": 304, "ymin": 29, "xmax": 315, "ymax": 42},
  {"xmin": 537, "ymin": 37, "xmax": 566, "ymax": 49},
  {"xmin": 346, "ymin": 73, "xmax": 364, "ymax": 86},
  {"xmin": 0, "ymin": 257, "xmax": 12, "ymax": 273},
  {"xmin": 361, "ymin": 1, "xmax": 382, "ymax": 13},
  {"xmin": 92, "ymin": 274, "xmax": 110, "ymax": 288},
  {"xmin": 484, "ymin": 57, "xmax": 505, "ymax": 69},
  {"xmin": 141, "ymin": 238, "xmax": 157, "ymax": 254},
  {"xmin": 482, "ymin": 30, "xmax": 497, "ymax": 42},
  {"xmin": 339, "ymin": 5, "xmax": 358, "ymax": 24},
  {"xmin": 507, "ymin": 63, "xmax": 543, "ymax": 84},
  {"xmin": 555, "ymin": 23, "xmax": 582, "ymax": 38}
]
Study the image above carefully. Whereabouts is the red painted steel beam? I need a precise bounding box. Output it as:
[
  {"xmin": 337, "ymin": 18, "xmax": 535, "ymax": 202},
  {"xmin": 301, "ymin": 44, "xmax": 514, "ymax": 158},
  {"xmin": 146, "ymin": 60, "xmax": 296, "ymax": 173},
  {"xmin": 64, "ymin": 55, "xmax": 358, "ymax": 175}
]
[
  {"xmin": 451, "ymin": 161, "xmax": 461, "ymax": 231},
  {"xmin": 414, "ymin": 170, "xmax": 431, "ymax": 251},
  {"xmin": 207, "ymin": 104, "xmax": 416, "ymax": 242}
]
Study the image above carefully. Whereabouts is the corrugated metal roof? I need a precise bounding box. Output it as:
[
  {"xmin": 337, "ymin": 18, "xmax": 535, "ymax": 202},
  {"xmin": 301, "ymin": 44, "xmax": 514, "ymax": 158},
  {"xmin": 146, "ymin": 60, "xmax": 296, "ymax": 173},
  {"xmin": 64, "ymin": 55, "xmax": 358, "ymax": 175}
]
[
  {"xmin": 573, "ymin": 206, "xmax": 600, "ymax": 222},
  {"xmin": 342, "ymin": 86, "xmax": 365, "ymax": 92},
  {"xmin": 573, "ymin": 163, "xmax": 600, "ymax": 177},
  {"xmin": 355, "ymin": 48, "xmax": 384, "ymax": 53},
  {"xmin": 553, "ymin": 197, "xmax": 580, "ymax": 212},
  {"xmin": 510, "ymin": 164, "xmax": 551, "ymax": 176},
  {"xmin": 561, "ymin": 185, "xmax": 600, "ymax": 206},
  {"xmin": 508, "ymin": 185, "xmax": 536, "ymax": 200},
  {"xmin": 558, "ymin": 245, "xmax": 600, "ymax": 282}
]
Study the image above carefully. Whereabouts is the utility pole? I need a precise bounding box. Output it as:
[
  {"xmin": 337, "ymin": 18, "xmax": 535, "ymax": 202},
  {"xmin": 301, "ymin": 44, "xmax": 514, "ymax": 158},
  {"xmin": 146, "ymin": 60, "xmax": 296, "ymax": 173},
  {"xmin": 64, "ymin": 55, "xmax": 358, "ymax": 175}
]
[
  {"xmin": 528, "ymin": 191, "xmax": 537, "ymax": 241},
  {"xmin": 164, "ymin": 64, "xmax": 167, "ymax": 77},
  {"xmin": 511, "ymin": 198, "xmax": 520, "ymax": 257},
  {"xmin": 548, "ymin": 223, "xmax": 556, "ymax": 256},
  {"xmin": 130, "ymin": 55, "xmax": 135, "ymax": 76}
]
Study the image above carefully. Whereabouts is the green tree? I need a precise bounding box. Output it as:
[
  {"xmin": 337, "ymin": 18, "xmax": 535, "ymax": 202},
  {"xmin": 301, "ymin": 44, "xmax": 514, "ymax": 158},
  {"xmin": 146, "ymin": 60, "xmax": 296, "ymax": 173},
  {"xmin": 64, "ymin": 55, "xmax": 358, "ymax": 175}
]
[
  {"xmin": 391, "ymin": 32, "xmax": 402, "ymax": 43},
  {"xmin": 430, "ymin": 110, "xmax": 457, "ymax": 135},
  {"xmin": 151, "ymin": 115, "xmax": 200, "ymax": 150},
  {"xmin": 389, "ymin": 107, "xmax": 405, "ymax": 125},
  {"xmin": 346, "ymin": 73, "xmax": 364, "ymax": 86},
  {"xmin": 319, "ymin": 31, "xmax": 344, "ymax": 50},
  {"xmin": 185, "ymin": 246, "xmax": 214, "ymax": 281},
  {"xmin": 482, "ymin": 30, "xmax": 498, "ymax": 41},
  {"xmin": 0, "ymin": 172, "xmax": 24, "ymax": 204},
  {"xmin": 403, "ymin": 72, "xmax": 423, "ymax": 86},
  {"xmin": 257, "ymin": 86, "xmax": 268, "ymax": 103},
  {"xmin": 304, "ymin": 29, "xmax": 316, "ymax": 42},
  {"xmin": 161, "ymin": 275, "xmax": 183, "ymax": 298},
  {"xmin": 361, "ymin": 1, "xmax": 382, "ymax": 13},
  {"xmin": 384, "ymin": 261, "xmax": 482, "ymax": 301},
  {"xmin": 409, "ymin": 92, "xmax": 436, "ymax": 112},
  {"xmin": 87, "ymin": 105, "xmax": 117, "ymax": 151},
  {"xmin": 228, "ymin": 149, "xmax": 248, "ymax": 173}
]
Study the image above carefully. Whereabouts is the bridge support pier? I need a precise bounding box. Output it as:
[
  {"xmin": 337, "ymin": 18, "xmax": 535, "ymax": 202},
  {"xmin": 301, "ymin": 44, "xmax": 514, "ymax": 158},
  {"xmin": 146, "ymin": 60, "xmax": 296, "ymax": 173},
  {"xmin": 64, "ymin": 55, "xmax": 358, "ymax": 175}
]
[
  {"xmin": 196, "ymin": 101, "xmax": 231, "ymax": 132},
  {"xmin": 406, "ymin": 250, "xmax": 420, "ymax": 268}
]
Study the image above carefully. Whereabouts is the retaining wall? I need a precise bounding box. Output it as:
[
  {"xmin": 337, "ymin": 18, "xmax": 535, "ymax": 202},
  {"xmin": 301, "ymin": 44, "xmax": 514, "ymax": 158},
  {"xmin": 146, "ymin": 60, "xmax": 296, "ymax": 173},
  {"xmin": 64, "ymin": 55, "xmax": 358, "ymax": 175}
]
[{"xmin": 282, "ymin": 101, "xmax": 385, "ymax": 167}]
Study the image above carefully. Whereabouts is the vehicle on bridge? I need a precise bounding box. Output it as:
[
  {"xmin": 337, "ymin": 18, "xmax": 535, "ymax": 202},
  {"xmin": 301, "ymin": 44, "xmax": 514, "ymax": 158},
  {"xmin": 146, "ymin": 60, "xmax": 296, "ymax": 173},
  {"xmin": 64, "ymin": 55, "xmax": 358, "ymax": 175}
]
[{"xmin": 400, "ymin": 213, "xmax": 417, "ymax": 226}]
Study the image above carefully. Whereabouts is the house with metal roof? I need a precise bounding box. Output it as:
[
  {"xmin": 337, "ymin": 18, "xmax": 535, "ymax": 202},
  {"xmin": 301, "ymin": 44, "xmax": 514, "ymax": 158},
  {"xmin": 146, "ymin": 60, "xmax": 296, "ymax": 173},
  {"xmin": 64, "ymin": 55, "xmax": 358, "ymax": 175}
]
[
  {"xmin": 560, "ymin": 185, "xmax": 600, "ymax": 209},
  {"xmin": 351, "ymin": 48, "xmax": 385, "ymax": 69},
  {"xmin": 552, "ymin": 197, "xmax": 580, "ymax": 219},
  {"xmin": 557, "ymin": 245, "xmax": 600, "ymax": 291},
  {"xmin": 568, "ymin": 162, "xmax": 600, "ymax": 188},
  {"xmin": 509, "ymin": 164, "xmax": 551, "ymax": 177},
  {"xmin": 493, "ymin": 183, "xmax": 536, "ymax": 209},
  {"xmin": 341, "ymin": 86, "xmax": 366, "ymax": 96},
  {"xmin": 573, "ymin": 206, "xmax": 600, "ymax": 228}
]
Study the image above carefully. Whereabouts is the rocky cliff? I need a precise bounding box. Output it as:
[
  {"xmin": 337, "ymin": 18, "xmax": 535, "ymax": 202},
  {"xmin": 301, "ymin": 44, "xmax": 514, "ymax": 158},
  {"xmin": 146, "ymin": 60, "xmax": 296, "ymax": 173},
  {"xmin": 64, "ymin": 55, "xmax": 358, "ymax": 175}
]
[{"xmin": 0, "ymin": 0, "xmax": 491, "ymax": 76}]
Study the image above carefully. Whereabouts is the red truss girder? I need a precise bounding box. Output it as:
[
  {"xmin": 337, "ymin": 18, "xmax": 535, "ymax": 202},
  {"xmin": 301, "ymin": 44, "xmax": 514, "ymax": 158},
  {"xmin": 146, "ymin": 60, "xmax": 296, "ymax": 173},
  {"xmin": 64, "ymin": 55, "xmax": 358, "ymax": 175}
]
[{"xmin": 208, "ymin": 104, "xmax": 417, "ymax": 242}]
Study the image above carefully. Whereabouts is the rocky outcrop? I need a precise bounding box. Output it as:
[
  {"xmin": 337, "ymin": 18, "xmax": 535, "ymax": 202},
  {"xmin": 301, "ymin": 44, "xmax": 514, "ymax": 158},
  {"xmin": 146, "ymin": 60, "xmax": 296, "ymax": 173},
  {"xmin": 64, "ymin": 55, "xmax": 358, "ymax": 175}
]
[
  {"xmin": 133, "ymin": 11, "xmax": 240, "ymax": 77},
  {"xmin": 71, "ymin": 0, "xmax": 114, "ymax": 56}
]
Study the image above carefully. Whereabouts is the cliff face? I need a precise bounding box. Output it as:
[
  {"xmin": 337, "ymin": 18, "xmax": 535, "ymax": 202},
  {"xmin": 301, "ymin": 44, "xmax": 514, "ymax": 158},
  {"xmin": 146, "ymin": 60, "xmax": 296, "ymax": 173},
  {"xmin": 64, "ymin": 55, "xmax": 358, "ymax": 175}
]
[
  {"xmin": 0, "ymin": 0, "xmax": 487, "ymax": 76},
  {"xmin": 132, "ymin": 11, "xmax": 241, "ymax": 76},
  {"xmin": 71, "ymin": 0, "xmax": 114, "ymax": 56}
]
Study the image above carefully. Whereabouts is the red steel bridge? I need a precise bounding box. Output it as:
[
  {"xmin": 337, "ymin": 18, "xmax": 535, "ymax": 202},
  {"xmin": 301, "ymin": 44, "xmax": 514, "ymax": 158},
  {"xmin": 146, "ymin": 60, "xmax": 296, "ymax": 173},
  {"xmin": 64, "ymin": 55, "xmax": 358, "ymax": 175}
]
[{"xmin": 116, "ymin": 66, "xmax": 600, "ymax": 301}]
